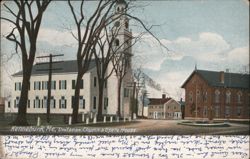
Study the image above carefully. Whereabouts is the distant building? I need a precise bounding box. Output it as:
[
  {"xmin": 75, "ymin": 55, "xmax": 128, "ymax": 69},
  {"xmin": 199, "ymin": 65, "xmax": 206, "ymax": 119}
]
[
  {"xmin": 148, "ymin": 94, "xmax": 182, "ymax": 120},
  {"xmin": 181, "ymin": 69, "xmax": 250, "ymax": 120}
]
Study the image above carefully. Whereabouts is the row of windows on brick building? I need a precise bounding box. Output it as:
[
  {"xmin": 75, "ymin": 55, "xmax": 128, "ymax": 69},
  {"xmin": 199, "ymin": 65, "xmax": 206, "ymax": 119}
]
[{"xmin": 188, "ymin": 90, "xmax": 244, "ymax": 104}]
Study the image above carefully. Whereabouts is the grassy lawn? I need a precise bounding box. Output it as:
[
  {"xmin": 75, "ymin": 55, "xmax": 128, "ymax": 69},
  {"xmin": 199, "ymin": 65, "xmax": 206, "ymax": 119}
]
[{"xmin": 0, "ymin": 113, "xmax": 139, "ymax": 128}]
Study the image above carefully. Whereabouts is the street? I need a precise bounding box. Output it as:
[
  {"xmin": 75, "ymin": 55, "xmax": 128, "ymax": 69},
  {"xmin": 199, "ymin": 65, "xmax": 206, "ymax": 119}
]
[
  {"xmin": 101, "ymin": 119, "xmax": 250, "ymax": 135},
  {"xmin": 0, "ymin": 119, "xmax": 249, "ymax": 135}
]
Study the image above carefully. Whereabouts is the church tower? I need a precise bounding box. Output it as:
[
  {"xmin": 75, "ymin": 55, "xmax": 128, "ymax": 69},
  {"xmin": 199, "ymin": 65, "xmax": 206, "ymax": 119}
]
[{"xmin": 112, "ymin": 0, "xmax": 133, "ymax": 60}]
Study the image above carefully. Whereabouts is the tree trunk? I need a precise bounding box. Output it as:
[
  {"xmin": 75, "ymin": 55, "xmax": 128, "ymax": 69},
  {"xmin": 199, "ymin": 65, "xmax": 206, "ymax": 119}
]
[
  {"xmin": 72, "ymin": 73, "xmax": 82, "ymax": 124},
  {"xmin": 142, "ymin": 94, "xmax": 145, "ymax": 117},
  {"xmin": 135, "ymin": 91, "xmax": 139, "ymax": 117},
  {"xmin": 117, "ymin": 78, "xmax": 122, "ymax": 118},
  {"xmin": 12, "ymin": 67, "xmax": 31, "ymax": 126},
  {"xmin": 97, "ymin": 81, "xmax": 104, "ymax": 121}
]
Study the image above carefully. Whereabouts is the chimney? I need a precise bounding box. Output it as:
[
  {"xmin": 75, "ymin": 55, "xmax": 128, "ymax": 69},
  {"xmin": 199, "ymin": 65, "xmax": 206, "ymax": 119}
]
[
  {"xmin": 162, "ymin": 94, "xmax": 166, "ymax": 99},
  {"xmin": 180, "ymin": 98, "xmax": 183, "ymax": 102},
  {"xmin": 220, "ymin": 71, "xmax": 224, "ymax": 84}
]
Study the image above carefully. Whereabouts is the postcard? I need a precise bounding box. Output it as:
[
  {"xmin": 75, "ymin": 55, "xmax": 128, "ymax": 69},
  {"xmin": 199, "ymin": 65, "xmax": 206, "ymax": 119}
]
[{"xmin": 0, "ymin": 0, "xmax": 249, "ymax": 158}]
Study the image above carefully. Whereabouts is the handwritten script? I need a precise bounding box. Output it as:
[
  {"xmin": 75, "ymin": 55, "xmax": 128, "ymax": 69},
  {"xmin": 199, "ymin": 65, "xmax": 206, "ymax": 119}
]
[{"xmin": 1, "ymin": 136, "xmax": 249, "ymax": 158}]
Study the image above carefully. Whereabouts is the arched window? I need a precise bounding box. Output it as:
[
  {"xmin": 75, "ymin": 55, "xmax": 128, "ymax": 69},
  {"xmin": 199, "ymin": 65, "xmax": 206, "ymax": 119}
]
[
  {"xmin": 189, "ymin": 91, "xmax": 193, "ymax": 103},
  {"xmin": 204, "ymin": 91, "xmax": 208, "ymax": 102},
  {"xmin": 215, "ymin": 90, "xmax": 220, "ymax": 103},
  {"xmin": 115, "ymin": 39, "xmax": 119, "ymax": 46},
  {"xmin": 226, "ymin": 91, "xmax": 231, "ymax": 104},
  {"xmin": 125, "ymin": 21, "xmax": 129, "ymax": 29},
  {"xmin": 117, "ymin": 7, "xmax": 120, "ymax": 12},
  {"xmin": 196, "ymin": 89, "xmax": 200, "ymax": 101},
  {"xmin": 237, "ymin": 91, "xmax": 242, "ymax": 104}
]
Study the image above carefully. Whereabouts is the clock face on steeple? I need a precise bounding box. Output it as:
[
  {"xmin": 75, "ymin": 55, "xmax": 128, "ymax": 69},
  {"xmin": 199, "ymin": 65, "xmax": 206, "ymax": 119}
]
[{"xmin": 115, "ymin": 21, "xmax": 120, "ymax": 27}]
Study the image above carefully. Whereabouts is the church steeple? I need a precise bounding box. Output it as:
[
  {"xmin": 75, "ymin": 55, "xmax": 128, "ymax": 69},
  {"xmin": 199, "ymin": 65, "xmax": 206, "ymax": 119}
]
[
  {"xmin": 112, "ymin": 0, "xmax": 132, "ymax": 63},
  {"xmin": 115, "ymin": 0, "xmax": 127, "ymax": 13},
  {"xmin": 113, "ymin": 0, "xmax": 129, "ymax": 31}
]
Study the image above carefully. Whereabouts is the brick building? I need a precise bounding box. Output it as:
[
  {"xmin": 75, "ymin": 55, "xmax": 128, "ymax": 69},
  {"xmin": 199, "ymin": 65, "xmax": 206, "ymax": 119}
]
[
  {"xmin": 148, "ymin": 95, "xmax": 182, "ymax": 120},
  {"xmin": 181, "ymin": 69, "xmax": 250, "ymax": 120}
]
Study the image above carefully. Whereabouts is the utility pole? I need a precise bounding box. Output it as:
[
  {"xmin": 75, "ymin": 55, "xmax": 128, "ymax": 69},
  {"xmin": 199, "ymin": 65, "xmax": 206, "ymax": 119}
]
[
  {"xmin": 132, "ymin": 82, "xmax": 136, "ymax": 119},
  {"xmin": 36, "ymin": 54, "xmax": 63, "ymax": 123},
  {"xmin": 0, "ymin": 50, "xmax": 3, "ymax": 110}
]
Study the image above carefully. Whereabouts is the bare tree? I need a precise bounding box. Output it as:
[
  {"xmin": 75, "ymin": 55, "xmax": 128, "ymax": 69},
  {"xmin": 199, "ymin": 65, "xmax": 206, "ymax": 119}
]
[
  {"xmin": 68, "ymin": 0, "xmax": 169, "ymax": 122},
  {"xmin": 133, "ymin": 67, "xmax": 145, "ymax": 116},
  {"xmin": 113, "ymin": 49, "xmax": 131, "ymax": 118},
  {"xmin": 0, "ymin": 0, "xmax": 51, "ymax": 125},
  {"xmin": 112, "ymin": 32, "xmax": 145, "ymax": 118},
  {"xmin": 68, "ymin": 0, "xmax": 119, "ymax": 123},
  {"xmin": 93, "ymin": 25, "xmax": 121, "ymax": 121}
]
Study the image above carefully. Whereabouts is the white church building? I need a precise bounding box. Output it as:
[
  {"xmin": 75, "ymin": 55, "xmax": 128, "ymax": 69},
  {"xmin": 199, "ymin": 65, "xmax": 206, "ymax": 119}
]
[{"xmin": 5, "ymin": 0, "xmax": 134, "ymax": 118}]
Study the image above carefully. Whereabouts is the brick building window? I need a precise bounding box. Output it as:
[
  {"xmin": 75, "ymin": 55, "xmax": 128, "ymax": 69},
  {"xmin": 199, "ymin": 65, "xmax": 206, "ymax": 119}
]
[
  {"xmin": 214, "ymin": 106, "xmax": 220, "ymax": 117},
  {"xmin": 197, "ymin": 89, "xmax": 200, "ymax": 101},
  {"xmin": 204, "ymin": 91, "xmax": 208, "ymax": 102},
  {"xmin": 237, "ymin": 107, "xmax": 242, "ymax": 116},
  {"xmin": 203, "ymin": 106, "xmax": 207, "ymax": 117},
  {"xmin": 189, "ymin": 91, "xmax": 193, "ymax": 103},
  {"xmin": 237, "ymin": 91, "xmax": 242, "ymax": 104},
  {"xmin": 215, "ymin": 90, "xmax": 220, "ymax": 103},
  {"xmin": 225, "ymin": 106, "xmax": 230, "ymax": 117},
  {"xmin": 226, "ymin": 91, "xmax": 231, "ymax": 104}
]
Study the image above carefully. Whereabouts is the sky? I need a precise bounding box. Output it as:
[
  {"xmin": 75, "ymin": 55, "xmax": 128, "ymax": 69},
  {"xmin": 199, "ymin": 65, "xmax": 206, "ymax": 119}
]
[{"xmin": 0, "ymin": 0, "xmax": 249, "ymax": 100}]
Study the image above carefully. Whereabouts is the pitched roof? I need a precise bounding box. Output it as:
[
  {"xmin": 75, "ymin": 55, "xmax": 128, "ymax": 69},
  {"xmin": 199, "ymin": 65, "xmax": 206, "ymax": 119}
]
[
  {"xmin": 148, "ymin": 98, "xmax": 171, "ymax": 105},
  {"xmin": 181, "ymin": 69, "xmax": 249, "ymax": 89},
  {"xmin": 12, "ymin": 60, "xmax": 96, "ymax": 77}
]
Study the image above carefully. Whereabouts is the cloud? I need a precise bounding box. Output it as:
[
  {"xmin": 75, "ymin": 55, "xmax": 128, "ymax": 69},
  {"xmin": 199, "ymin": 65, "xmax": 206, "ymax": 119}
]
[
  {"xmin": 38, "ymin": 28, "xmax": 78, "ymax": 47},
  {"xmin": 139, "ymin": 32, "xmax": 249, "ymax": 98},
  {"xmin": 133, "ymin": 32, "xmax": 231, "ymax": 71},
  {"xmin": 166, "ymin": 32, "xmax": 230, "ymax": 62},
  {"xmin": 133, "ymin": 34, "xmax": 168, "ymax": 71},
  {"xmin": 227, "ymin": 46, "xmax": 249, "ymax": 65},
  {"xmin": 0, "ymin": 21, "xmax": 78, "ymax": 48}
]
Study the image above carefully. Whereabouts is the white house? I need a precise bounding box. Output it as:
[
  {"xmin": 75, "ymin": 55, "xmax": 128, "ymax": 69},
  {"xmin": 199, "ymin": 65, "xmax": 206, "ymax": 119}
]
[{"xmin": 5, "ymin": 0, "xmax": 134, "ymax": 118}]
